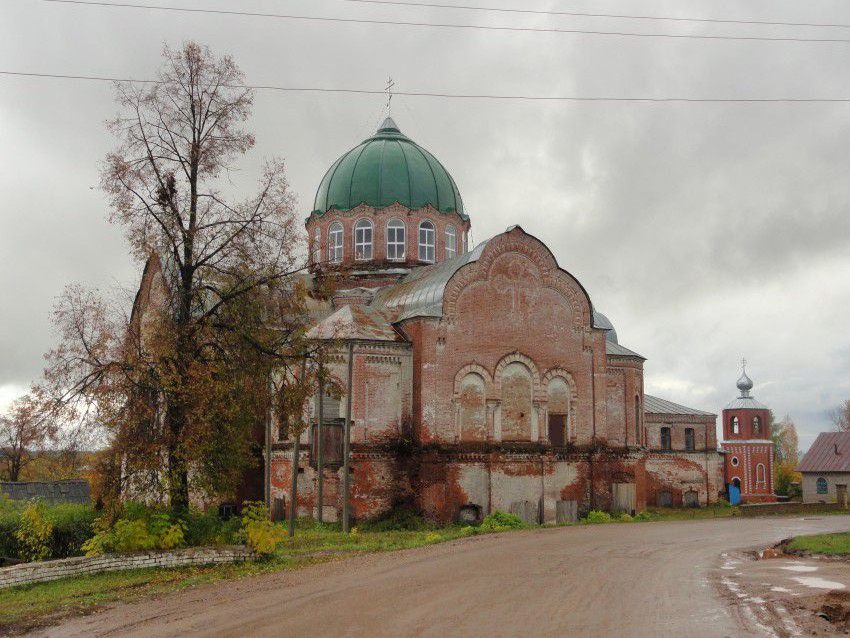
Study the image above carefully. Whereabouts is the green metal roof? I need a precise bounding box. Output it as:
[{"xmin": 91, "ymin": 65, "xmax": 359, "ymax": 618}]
[{"xmin": 312, "ymin": 117, "xmax": 467, "ymax": 219}]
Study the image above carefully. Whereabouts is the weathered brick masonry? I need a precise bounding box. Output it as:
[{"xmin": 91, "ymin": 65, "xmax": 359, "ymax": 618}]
[{"xmin": 266, "ymin": 117, "xmax": 731, "ymax": 522}]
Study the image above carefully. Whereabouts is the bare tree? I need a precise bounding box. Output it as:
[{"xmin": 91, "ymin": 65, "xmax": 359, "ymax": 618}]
[
  {"xmin": 0, "ymin": 392, "xmax": 57, "ymax": 482},
  {"xmin": 828, "ymin": 400, "xmax": 850, "ymax": 432},
  {"xmin": 42, "ymin": 42, "xmax": 322, "ymax": 512}
]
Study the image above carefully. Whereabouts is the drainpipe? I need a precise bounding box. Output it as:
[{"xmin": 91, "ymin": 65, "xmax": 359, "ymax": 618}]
[
  {"xmin": 265, "ymin": 372, "xmax": 273, "ymax": 515},
  {"xmin": 317, "ymin": 361, "xmax": 324, "ymax": 524},
  {"xmin": 288, "ymin": 356, "xmax": 307, "ymax": 537}
]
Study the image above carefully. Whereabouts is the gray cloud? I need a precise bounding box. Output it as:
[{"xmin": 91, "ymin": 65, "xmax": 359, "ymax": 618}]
[{"xmin": 3, "ymin": 0, "xmax": 850, "ymax": 449}]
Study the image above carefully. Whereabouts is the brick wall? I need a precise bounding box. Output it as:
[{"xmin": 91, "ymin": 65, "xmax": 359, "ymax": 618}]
[
  {"xmin": 644, "ymin": 451, "xmax": 724, "ymax": 506},
  {"xmin": 0, "ymin": 546, "xmax": 254, "ymax": 590}
]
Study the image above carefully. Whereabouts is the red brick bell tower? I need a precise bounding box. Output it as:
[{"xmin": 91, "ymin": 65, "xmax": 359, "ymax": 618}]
[{"xmin": 720, "ymin": 361, "xmax": 776, "ymax": 503}]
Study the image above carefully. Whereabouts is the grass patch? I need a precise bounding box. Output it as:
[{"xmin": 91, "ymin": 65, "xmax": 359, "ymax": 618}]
[{"xmin": 788, "ymin": 532, "xmax": 850, "ymax": 555}]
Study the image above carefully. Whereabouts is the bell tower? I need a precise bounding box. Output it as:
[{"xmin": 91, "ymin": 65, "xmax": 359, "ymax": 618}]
[{"xmin": 720, "ymin": 360, "xmax": 776, "ymax": 503}]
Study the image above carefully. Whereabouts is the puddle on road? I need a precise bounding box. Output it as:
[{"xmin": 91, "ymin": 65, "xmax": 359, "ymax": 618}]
[
  {"xmin": 771, "ymin": 586, "xmax": 792, "ymax": 593},
  {"xmin": 792, "ymin": 577, "xmax": 846, "ymax": 590},
  {"xmin": 780, "ymin": 565, "xmax": 818, "ymax": 573}
]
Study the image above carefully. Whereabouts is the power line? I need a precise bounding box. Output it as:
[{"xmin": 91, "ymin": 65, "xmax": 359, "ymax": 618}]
[
  {"xmin": 343, "ymin": 0, "xmax": 850, "ymax": 31},
  {"xmin": 39, "ymin": 0, "xmax": 850, "ymax": 44},
  {"xmin": 5, "ymin": 70, "xmax": 850, "ymax": 103}
]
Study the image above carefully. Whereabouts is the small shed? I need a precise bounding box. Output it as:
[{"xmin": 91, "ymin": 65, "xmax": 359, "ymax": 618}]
[
  {"xmin": 797, "ymin": 433, "xmax": 850, "ymax": 504},
  {"xmin": 0, "ymin": 479, "xmax": 91, "ymax": 505}
]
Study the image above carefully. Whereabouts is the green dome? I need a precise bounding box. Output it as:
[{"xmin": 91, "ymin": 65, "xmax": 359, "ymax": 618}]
[{"xmin": 312, "ymin": 117, "xmax": 466, "ymax": 219}]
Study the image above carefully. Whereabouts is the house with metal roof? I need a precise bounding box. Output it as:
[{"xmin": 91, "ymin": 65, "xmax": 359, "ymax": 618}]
[{"xmin": 797, "ymin": 432, "xmax": 850, "ymax": 503}]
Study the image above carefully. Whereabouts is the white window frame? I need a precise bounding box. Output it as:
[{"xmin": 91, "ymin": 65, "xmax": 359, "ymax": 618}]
[
  {"xmin": 328, "ymin": 222, "xmax": 343, "ymax": 263},
  {"xmin": 445, "ymin": 225, "xmax": 457, "ymax": 259},
  {"xmin": 386, "ymin": 218, "xmax": 406, "ymax": 261},
  {"xmin": 353, "ymin": 219, "xmax": 373, "ymax": 261},
  {"xmin": 418, "ymin": 220, "xmax": 435, "ymax": 263},
  {"xmin": 312, "ymin": 227, "xmax": 321, "ymax": 264}
]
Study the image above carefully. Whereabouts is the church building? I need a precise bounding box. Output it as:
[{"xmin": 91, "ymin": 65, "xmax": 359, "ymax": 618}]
[
  {"xmin": 720, "ymin": 367, "xmax": 776, "ymax": 503},
  {"xmin": 268, "ymin": 117, "xmax": 731, "ymax": 523}
]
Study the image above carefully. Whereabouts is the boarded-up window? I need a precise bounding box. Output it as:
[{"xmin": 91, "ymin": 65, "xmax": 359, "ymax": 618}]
[
  {"xmin": 501, "ymin": 362, "xmax": 533, "ymax": 441},
  {"xmin": 660, "ymin": 427, "xmax": 671, "ymax": 451},
  {"xmin": 315, "ymin": 391, "xmax": 341, "ymax": 421},
  {"xmin": 685, "ymin": 428, "xmax": 695, "ymax": 451},
  {"xmin": 459, "ymin": 373, "xmax": 487, "ymax": 441}
]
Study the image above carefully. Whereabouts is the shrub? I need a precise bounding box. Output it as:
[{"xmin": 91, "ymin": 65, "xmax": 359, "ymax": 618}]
[
  {"xmin": 479, "ymin": 510, "xmax": 524, "ymax": 531},
  {"xmin": 618, "ymin": 513, "xmax": 633, "ymax": 523},
  {"xmin": 83, "ymin": 508, "xmax": 187, "ymax": 555},
  {"xmin": 185, "ymin": 508, "xmax": 240, "ymax": 546},
  {"xmin": 634, "ymin": 511, "xmax": 653, "ymax": 522},
  {"xmin": 584, "ymin": 510, "xmax": 612, "ymax": 524},
  {"xmin": 361, "ymin": 506, "xmax": 431, "ymax": 532},
  {"xmin": 47, "ymin": 504, "xmax": 97, "ymax": 559},
  {"xmin": 0, "ymin": 511, "xmax": 20, "ymax": 559},
  {"xmin": 16, "ymin": 502, "xmax": 54, "ymax": 562},
  {"xmin": 240, "ymin": 501, "xmax": 284, "ymax": 557}
]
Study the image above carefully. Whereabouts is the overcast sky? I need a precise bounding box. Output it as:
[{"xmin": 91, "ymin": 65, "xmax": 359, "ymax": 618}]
[{"xmin": 3, "ymin": 0, "xmax": 850, "ymax": 450}]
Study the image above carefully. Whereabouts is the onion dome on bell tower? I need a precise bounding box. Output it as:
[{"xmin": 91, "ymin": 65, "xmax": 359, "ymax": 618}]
[{"xmin": 736, "ymin": 366, "xmax": 754, "ymax": 398}]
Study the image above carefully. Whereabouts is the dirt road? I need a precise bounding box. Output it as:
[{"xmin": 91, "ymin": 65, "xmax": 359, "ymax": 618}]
[{"xmin": 38, "ymin": 516, "xmax": 850, "ymax": 637}]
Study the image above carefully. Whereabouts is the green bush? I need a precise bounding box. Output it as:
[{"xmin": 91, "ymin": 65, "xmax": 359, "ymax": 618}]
[
  {"xmin": 16, "ymin": 502, "xmax": 54, "ymax": 562},
  {"xmin": 360, "ymin": 506, "xmax": 431, "ymax": 532},
  {"xmin": 479, "ymin": 510, "xmax": 525, "ymax": 531},
  {"xmin": 82, "ymin": 508, "xmax": 187, "ymax": 556},
  {"xmin": 185, "ymin": 508, "xmax": 240, "ymax": 546},
  {"xmin": 46, "ymin": 504, "xmax": 98, "ymax": 559},
  {"xmin": 618, "ymin": 513, "xmax": 633, "ymax": 522},
  {"xmin": 240, "ymin": 501, "xmax": 284, "ymax": 557},
  {"xmin": 634, "ymin": 511, "xmax": 653, "ymax": 522},
  {"xmin": 584, "ymin": 510, "xmax": 612, "ymax": 524}
]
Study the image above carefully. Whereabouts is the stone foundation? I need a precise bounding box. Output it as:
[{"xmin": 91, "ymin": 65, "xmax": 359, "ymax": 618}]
[{"xmin": 0, "ymin": 546, "xmax": 254, "ymax": 590}]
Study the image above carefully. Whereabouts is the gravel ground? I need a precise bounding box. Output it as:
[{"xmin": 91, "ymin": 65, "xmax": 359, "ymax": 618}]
[{"xmin": 33, "ymin": 515, "xmax": 850, "ymax": 638}]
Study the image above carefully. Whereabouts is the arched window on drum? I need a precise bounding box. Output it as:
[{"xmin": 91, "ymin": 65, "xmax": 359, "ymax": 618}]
[
  {"xmin": 418, "ymin": 220, "xmax": 435, "ymax": 263},
  {"xmin": 328, "ymin": 222, "xmax": 343, "ymax": 263},
  {"xmin": 445, "ymin": 225, "xmax": 457, "ymax": 260},
  {"xmin": 353, "ymin": 219, "xmax": 373, "ymax": 261}
]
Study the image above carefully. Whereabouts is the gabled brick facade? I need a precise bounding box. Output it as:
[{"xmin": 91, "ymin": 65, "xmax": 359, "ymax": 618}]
[{"xmin": 269, "ymin": 224, "xmax": 725, "ymax": 523}]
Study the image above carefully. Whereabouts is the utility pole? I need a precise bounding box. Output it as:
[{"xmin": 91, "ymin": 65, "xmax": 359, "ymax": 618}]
[
  {"xmin": 342, "ymin": 341, "xmax": 354, "ymax": 533},
  {"xmin": 287, "ymin": 357, "xmax": 307, "ymax": 538},
  {"xmin": 265, "ymin": 372, "xmax": 273, "ymax": 516},
  {"xmin": 316, "ymin": 361, "xmax": 324, "ymax": 524}
]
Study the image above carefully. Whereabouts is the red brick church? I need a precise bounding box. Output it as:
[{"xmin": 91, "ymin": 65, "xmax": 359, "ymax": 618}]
[
  {"xmin": 266, "ymin": 117, "xmax": 741, "ymax": 523},
  {"xmin": 720, "ymin": 366, "xmax": 776, "ymax": 503}
]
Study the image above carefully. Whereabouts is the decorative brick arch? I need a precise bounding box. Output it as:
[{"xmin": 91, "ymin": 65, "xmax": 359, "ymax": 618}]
[
  {"xmin": 441, "ymin": 229, "xmax": 592, "ymax": 328},
  {"xmin": 542, "ymin": 368, "xmax": 577, "ymax": 397},
  {"xmin": 453, "ymin": 363, "xmax": 494, "ymax": 398},
  {"xmin": 494, "ymin": 353, "xmax": 542, "ymax": 398}
]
